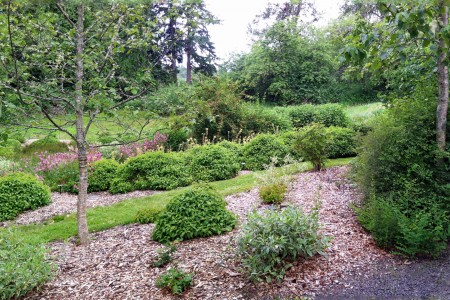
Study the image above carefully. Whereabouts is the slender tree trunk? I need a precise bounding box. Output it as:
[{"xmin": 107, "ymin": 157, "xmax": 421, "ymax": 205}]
[
  {"xmin": 75, "ymin": 4, "xmax": 89, "ymax": 245},
  {"xmin": 169, "ymin": 16, "xmax": 178, "ymax": 83},
  {"xmin": 437, "ymin": 3, "xmax": 449, "ymax": 161},
  {"xmin": 186, "ymin": 44, "xmax": 192, "ymax": 84}
]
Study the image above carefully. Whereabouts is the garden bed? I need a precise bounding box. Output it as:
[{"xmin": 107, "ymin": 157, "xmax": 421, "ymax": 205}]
[{"xmin": 25, "ymin": 166, "xmax": 396, "ymax": 299}]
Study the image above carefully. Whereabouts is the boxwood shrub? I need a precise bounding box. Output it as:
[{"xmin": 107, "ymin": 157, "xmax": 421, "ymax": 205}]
[
  {"xmin": 110, "ymin": 151, "xmax": 192, "ymax": 194},
  {"xmin": 287, "ymin": 103, "xmax": 349, "ymax": 128},
  {"xmin": 241, "ymin": 134, "xmax": 289, "ymax": 171},
  {"xmin": 324, "ymin": 126, "xmax": 357, "ymax": 158},
  {"xmin": 186, "ymin": 145, "xmax": 241, "ymax": 182},
  {"xmin": 152, "ymin": 185, "xmax": 237, "ymax": 243},
  {"xmin": 0, "ymin": 172, "xmax": 51, "ymax": 221},
  {"xmin": 88, "ymin": 159, "xmax": 120, "ymax": 192}
]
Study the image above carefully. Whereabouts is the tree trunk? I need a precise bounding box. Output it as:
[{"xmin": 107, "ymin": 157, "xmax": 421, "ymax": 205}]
[
  {"xmin": 75, "ymin": 4, "xmax": 89, "ymax": 245},
  {"xmin": 169, "ymin": 16, "xmax": 178, "ymax": 83},
  {"xmin": 186, "ymin": 44, "xmax": 192, "ymax": 85},
  {"xmin": 437, "ymin": 3, "xmax": 449, "ymax": 156}
]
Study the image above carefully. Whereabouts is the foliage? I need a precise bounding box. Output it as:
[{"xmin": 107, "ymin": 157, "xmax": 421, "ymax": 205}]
[
  {"xmin": 239, "ymin": 103, "xmax": 293, "ymax": 135},
  {"xmin": 259, "ymin": 183, "xmax": 287, "ymax": 204},
  {"xmin": 144, "ymin": 83, "xmax": 195, "ymax": 116},
  {"xmin": 22, "ymin": 136, "xmax": 69, "ymax": 155},
  {"xmin": 42, "ymin": 161, "xmax": 80, "ymax": 194},
  {"xmin": 0, "ymin": 158, "xmax": 15, "ymax": 176},
  {"xmin": 324, "ymin": 126, "xmax": 357, "ymax": 158},
  {"xmin": 155, "ymin": 268, "xmax": 193, "ymax": 295},
  {"xmin": 150, "ymin": 245, "xmax": 176, "ymax": 268},
  {"xmin": 226, "ymin": 21, "xmax": 335, "ymax": 105},
  {"xmin": 88, "ymin": 159, "xmax": 120, "ymax": 193},
  {"xmin": 236, "ymin": 205, "xmax": 329, "ymax": 283},
  {"xmin": 0, "ymin": 139, "xmax": 21, "ymax": 158},
  {"xmin": 110, "ymin": 151, "xmax": 192, "ymax": 194},
  {"xmin": 116, "ymin": 132, "xmax": 168, "ymax": 161},
  {"xmin": 282, "ymin": 104, "xmax": 350, "ymax": 128},
  {"xmin": 186, "ymin": 145, "xmax": 241, "ymax": 182},
  {"xmin": 135, "ymin": 207, "xmax": 163, "ymax": 224},
  {"xmin": 152, "ymin": 185, "xmax": 237, "ymax": 243},
  {"xmin": 0, "ymin": 230, "xmax": 54, "ymax": 300},
  {"xmin": 241, "ymin": 134, "xmax": 289, "ymax": 171},
  {"xmin": 295, "ymin": 123, "xmax": 328, "ymax": 171},
  {"xmin": 0, "ymin": 172, "xmax": 51, "ymax": 222}
]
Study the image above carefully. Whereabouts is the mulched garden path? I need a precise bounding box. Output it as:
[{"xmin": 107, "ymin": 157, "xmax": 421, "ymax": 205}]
[{"xmin": 25, "ymin": 165, "xmax": 415, "ymax": 299}]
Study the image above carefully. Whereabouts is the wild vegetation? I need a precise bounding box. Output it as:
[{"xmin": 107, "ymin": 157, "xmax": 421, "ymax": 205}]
[{"xmin": 0, "ymin": 0, "xmax": 448, "ymax": 298}]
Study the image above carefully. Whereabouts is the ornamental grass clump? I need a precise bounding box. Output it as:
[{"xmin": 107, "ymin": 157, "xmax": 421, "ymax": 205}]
[
  {"xmin": 152, "ymin": 185, "xmax": 237, "ymax": 243},
  {"xmin": 236, "ymin": 205, "xmax": 330, "ymax": 283}
]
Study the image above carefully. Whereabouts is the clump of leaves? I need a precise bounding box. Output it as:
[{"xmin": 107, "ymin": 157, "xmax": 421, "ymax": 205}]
[
  {"xmin": 155, "ymin": 268, "xmax": 193, "ymax": 295},
  {"xmin": 259, "ymin": 183, "xmax": 287, "ymax": 204},
  {"xmin": 135, "ymin": 207, "xmax": 162, "ymax": 224},
  {"xmin": 295, "ymin": 123, "xmax": 328, "ymax": 171},
  {"xmin": 151, "ymin": 245, "xmax": 177, "ymax": 268},
  {"xmin": 152, "ymin": 185, "xmax": 237, "ymax": 243},
  {"xmin": 236, "ymin": 205, "xmax": 330, "ymax": 283},
  {"xmin": 0, "ymin": 230, "xmax": 55, "ymax": 299}
]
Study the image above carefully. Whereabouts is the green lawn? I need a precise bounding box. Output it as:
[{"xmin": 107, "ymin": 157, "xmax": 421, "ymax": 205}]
[
  {"xmin": 4, "ymin": 158, "xmax": 353, "ymax": 245},
  {"xmin": 344, "ymin": 102, "xmax": 384, "ymax": 120}
]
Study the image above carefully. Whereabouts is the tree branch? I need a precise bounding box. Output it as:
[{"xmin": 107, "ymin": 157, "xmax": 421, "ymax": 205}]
[{"xmin": 56, "ymin": 0, "xmax": 77, "ymax": 30}]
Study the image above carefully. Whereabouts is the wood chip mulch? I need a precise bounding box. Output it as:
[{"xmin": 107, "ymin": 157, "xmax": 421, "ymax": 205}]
[{"xmin": 25, "ymin": 166, "xmax": 395, "ymax": 300}]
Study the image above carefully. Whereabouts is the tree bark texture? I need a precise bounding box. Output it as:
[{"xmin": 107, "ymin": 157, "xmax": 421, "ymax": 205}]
[
  {"xmin": 437, "ymin": 3, "xmax": 449, "ymax": 154},
  {"xmin": 75, "ymin": 4, "xmax": 89, "ymax": 245}
]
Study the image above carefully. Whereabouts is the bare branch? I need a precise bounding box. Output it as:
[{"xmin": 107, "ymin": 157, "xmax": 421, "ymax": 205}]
[
  {"xmin": 56, "ymin": 0, "xmax": 77, "ymax": 30},
  {"xmin": 40, "ymin": 107, "xmax": 77, "ymax": 141}
]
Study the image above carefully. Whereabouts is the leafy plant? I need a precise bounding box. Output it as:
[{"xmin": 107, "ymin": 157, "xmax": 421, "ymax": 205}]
[
  {"xmin": 22, "ymin": 136, "xmax": 69, "ymax": 155},
  {"xmin": 155, "ymin": 268, "xmax": 193, "ymax": 295},
  {"xmin": 152, "ymin": 185, "xmax": 237, "ymax": 243},
  {"xmin": 0, "ymin": 172, "xmax": 51, "ymax": 221},
  {"xmin": 0, "ymin": 139, "xmax": 21, "ymax": 158},
  {"xmin": 110, "ymin": 151, "xmax": 192, "ymax": 194},
  {"xmin": 295, "ymin": 123, "xmax": 328, "ymax": 171},
  {"xmin": 88, "ymin": 159, "xmax": 120, "ymax": 192},
  {"xmin": 285, "ymin": 104, "xmax": 349, "ymax": 128},
  {"xmin": 324, "ymin": 126, "xmax": 357, "ymax": 158},
  {"xmin": 259, "ymin": 183, "xmax": 287, "ymax": 204},
  {"xmin": 241, "ymin": 134, "xmax": 289, "ymax": 171},
  {"xmin": 0, "ymin": 229, "xmax": 55, "ymax": 299},
  {"xmin": 236, "ymin": 205, "xmax": 329, "ymax": 283},
  {"xmin": 150, "ymin": 244, "xmax": 177, "ymax": 268},
  {"xmin": 135, "ymin": 207, "xmax": 162, "ymax": 224},
  {"xmin": 186, "ymin": 144, "xmax": 241, "ymax": 182}
]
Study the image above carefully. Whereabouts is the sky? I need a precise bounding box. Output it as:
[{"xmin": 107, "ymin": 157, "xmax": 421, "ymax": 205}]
[{"xmin": 204, "ymin": 0, "xmax": 345, "ymax": 61}]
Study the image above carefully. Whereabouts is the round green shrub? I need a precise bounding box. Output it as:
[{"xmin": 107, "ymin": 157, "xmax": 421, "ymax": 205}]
[
  {"xmin": 216, "ymin": 140, "xmax": 242, "ymax": 155},
  {"xmin": 186, "ymin": 145, "xmax": 241, "ymax": 182},
  {"xmin": 287, "ymin": 103, "xmax": 349, "ymax": 128},
  {"xmin": 287, "ymin": 104, "xmax": 317, "ymax": 128},
  {"xmin": 0, "ymin": 230, "xmax": 55, "ymax": 299},
  {"xmin": 278, "ymin": 131, "xmax": 302, "ymax": 160},
  {"xmin": 152, "ymin": 185, "xmax": 237, "ymax": 243},
  {"xmin": 0, "ymin": 139, "xmax": 21, "ymax": 158},
  {"xmin": 0, "ymin": 173, "xmax": 51, "ymax": 221},
  {"xmin": 135, "ymin": 207, "xmax": 163, "ymax": 224},
  {"xmin": 241, "ymin": 134, "xmax": 289, "ymax": 171},
  {"xmin": 259, "ymin": 183, "xmax": 287, "ymax": 204},
  {"xmin": 88, "ymin": 159, "xmax": 119, "ymax": 192},
  {"xmin": 110, "ymin": 151, "xmax": 192, "ymax": 193},
  {"xmin": 295, "ymin": 123, "xmax": 328, "ymax": 171},
  {"xmin": 324, "ymin": 126, "xmax": 357, "ymax": 158}
]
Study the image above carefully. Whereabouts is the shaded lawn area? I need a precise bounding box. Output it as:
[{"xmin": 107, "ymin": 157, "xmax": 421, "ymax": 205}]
[{"xmin": 4, "ymin": 158, "xmax": 353, "ymax": 245}]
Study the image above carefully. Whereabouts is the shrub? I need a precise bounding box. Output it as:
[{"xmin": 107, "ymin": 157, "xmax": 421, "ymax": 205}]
[
  {"xmin": 324, "ymin": 126, "xmax": 357, "ymax": 158},
  {"xmin": 241, "ymin": 134, "xmax": 289, "ymax": 171},
  {"xmin": 236, "ymin": 205, "xmax": 329, "ymax": 283},
  {"xmin": 152, "ymin": 185, "xmax": 237, "ymax": 243},
  {"xmin": 0, "ymin": 139, "xmax": 21, "ymax": 158},
  {"xmin": 22, "ymin": 136, "xmax": 69, "ymax": 154},
  {"xmin": 135, "ymin": 207, "xmax": 163, "ymax": 224},
  {"xmin": 155, "ymin": 268, "xmax": 193, "ymax": 295},
  {"xmin": 88, "ymin": 159, "xmax": 119, "ymax": 192},
  {"xmin": 278, "ymin": 131, "xmax": 302, "ymax": 160},
  {"xmin": 259, "ymin": 183, "xmax": 287, "ymax": 204},
  {"xmin": 110, "ymin": 151, "xmax": 192, "ymax": 194},
  {"xmin": 150, "ymin": 245, "xmax": 176, "ymax": 268},
  {"xmin": 0, "ymin": 230, "xmax": 55, "ymax": 299},
  {"xmin": 240, "ymin": 104, "xmax": 293, "ymax": 136},
  {"xmin": 0, "ymin": 158, "xmax": 15, "ymax": 175},
  {"xmin": 216, "ymin": 140, "xmax": 242, "ymax": 155},
  {"xmin": 356, "ymin": 196, "xmax": 401, "ymax": 249},
  {"xmin": 0, "ymin": 173, "xmax": 51, "ymax": 221},
  {"xmin": 295, "ymin": 123, "xmax": 328, "ymax": 171},
  {"xmin": 186, "ymin": 145, "xmax": 241, "ymax": 182},
  {"xmin": 285, "ymin": 104, "xmax": 349, "ymax": 128}
]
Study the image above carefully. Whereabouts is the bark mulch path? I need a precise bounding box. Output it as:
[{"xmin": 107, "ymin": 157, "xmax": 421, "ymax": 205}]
[
  {"xmin": 1, "ymin": 190, "xmax": 159, "ymax": 226},
  {"xmin": 25, "ymin": 166, "xmax": 401, "ymax": 299}
]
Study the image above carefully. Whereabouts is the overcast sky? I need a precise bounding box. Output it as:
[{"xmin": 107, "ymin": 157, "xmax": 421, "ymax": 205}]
[{"xmin": 204, "ymin": 0, "xmax": 344, "ymax": 61}]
